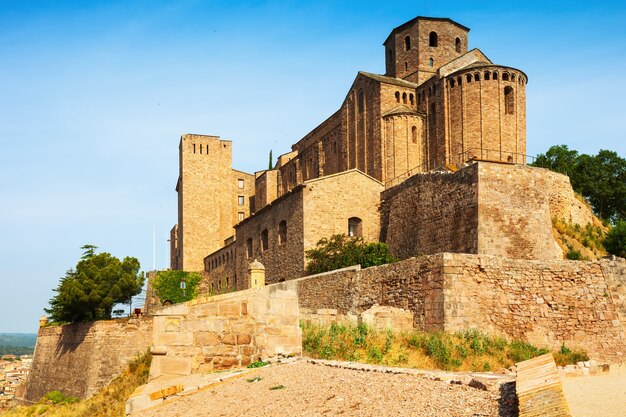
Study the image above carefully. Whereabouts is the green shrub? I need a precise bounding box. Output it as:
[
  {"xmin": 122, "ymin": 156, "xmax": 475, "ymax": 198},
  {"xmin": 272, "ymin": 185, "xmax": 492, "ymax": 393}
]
[
  {"xmin": 247, "ymin": 361, "xmax": 269, "ymax": 368},
  {"xmin": 605, "ymin": 221, "xmax": 626, "ymax": 258},
  {"xmin": 42, "ymin": 391, "xmax": 79, "ymax": 405},
  {"xmin": 152, "ymin": 270, "xmax": 203, "ymax": 304},
  {"xmin": 507, "ymin": 341, "xmax": 549, "ymax": 362},
  {"xmin": 566, "ymin": 249, "xmax": 583, "ymax": 260},
  {"xmin": 305, "ymin": 234, "xmax": 397, "ymax": 274}
]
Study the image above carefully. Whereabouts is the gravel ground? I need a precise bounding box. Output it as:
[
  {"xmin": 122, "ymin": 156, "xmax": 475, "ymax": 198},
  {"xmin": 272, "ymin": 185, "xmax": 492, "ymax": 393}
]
[
  {"xmin": 561, "ymin": 365, "xmax": 626, "ymax": 417},
  {"xmin": 135, "ymin": 361, "xmax": 504, "ymax": 417}
]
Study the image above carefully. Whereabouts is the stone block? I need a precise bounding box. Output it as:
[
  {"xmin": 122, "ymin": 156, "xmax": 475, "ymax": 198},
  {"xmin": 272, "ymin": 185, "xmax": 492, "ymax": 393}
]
[
  {"xmin": 194, "ymin": 332, "xmax": 220, "ymax": 346},
  {"xmin": 219, "ymin": 303, "xmax": 241, "ymax": 316},
  {"xmin": 222, "ymin": 334, "xmax": 237, "ymax": 345},
  {"xmin": 237, "ymin": 334, "xmax": 251, "ymax": 345},
  {"xmin": 212, "ymin": 356, "xmax": 240, "ymax": 370},
  {"xmin": 153, "ymin": 331, "xmax": 193, "ymax": 346},
  {"xmin": 150, "ymin": 356, "xmax": 192, "ymax": 378}
]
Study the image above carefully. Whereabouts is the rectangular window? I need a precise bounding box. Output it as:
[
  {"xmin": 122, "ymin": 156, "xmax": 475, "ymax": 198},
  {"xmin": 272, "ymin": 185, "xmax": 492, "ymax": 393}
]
[
  {"xmin": 237, "ymin": 179, "xmax": 244, "ymax": 189},
  {"xmin": 238, "ymin": 212, "xmax": 244, "ymax": 221},
  {"xmin": 238, "ymin": 196, "xmax": 244, "ymax": 205}
]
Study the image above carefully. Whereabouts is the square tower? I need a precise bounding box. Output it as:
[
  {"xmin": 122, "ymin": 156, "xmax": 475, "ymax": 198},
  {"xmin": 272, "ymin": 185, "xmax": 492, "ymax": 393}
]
[
  {"xmin": 175, "ymin": 134, "xmax": 236, "ymax": 271},
  {"xmin": 384, "ymin": 17, "xmax": 470, "ymax": 85}
]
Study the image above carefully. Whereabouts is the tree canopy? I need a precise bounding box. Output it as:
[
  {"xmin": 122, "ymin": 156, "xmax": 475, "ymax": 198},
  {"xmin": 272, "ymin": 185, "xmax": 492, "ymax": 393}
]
[
  {"xmin": 305, "ymin": 234, "xmax": 396, "ymax": 274},
  {"xmin": 531, "ymin": 145, "xmax": 626, "ymax": 223},
  {"xmin": 45, "ymin": 245, "xmax": 145, "ymax": 323}
]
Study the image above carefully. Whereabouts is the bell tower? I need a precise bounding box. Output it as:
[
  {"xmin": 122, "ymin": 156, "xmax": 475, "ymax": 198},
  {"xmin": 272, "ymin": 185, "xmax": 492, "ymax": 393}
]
[{"xmin": 384, "ymin": 17, "xmax": 470, "ymax": 85}]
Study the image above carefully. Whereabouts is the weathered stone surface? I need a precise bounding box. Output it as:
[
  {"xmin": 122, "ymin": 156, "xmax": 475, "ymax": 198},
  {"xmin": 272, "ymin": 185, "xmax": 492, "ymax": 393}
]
[{"xmin": 22, "ymin": 318, "xmax": 152, "ymax": 402}]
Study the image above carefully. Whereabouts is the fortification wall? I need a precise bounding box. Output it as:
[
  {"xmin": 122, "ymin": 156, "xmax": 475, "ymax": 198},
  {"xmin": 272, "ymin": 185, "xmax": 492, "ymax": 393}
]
[
  {"xmin": 22, "ymin": 318, "xmax": 152, "ymax": 402},
  {"xmin": 380, "ymin": 164, "xmax": 479, "ymax": 260},
  {"xmin": 381, "ymin": 162, "xmax": 568, "ymax": 261},
  {"xmin": 443, "ymin": 254, "xmax": 626, "ymax": 362},
  {"xmin": 296, "ymin": 255, "xmax": 626, "ymax": 362},
  {"xmin": 477, "ymin": 163, "xmax": 562, "ymax": 260},
  {"xmin": 149, "ymin": 284, "xmax": 301, "ymax": 378}
]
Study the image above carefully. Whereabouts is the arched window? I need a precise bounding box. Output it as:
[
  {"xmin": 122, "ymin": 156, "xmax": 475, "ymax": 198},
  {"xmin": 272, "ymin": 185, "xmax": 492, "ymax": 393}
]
[
  {"xmin": 429, "ymin": 57, "xmax": 434, "ymax": 67},
  {"xmin": 504, "ymin": 86, "xmax": 515, "ymax": 115},
  {"xmin": 279, "ymin": 221, "xmax": 287, "ymax": 244},
  {"xmin": 404, "ymin": 61, "xmax": 408, "ymax": 71},
  {"xmin": 484, "ymin": 71, "xmax": 490, "ymax": 80},
  {"xmin": 358, "ymin": 89, "xmax": 364, "ymax": 113},
  {"xmin": 429, "ymin": 32, "xmax": 438, "ymax": 47},
  {"xmin": 474, "ymin": 73, "xmax": 480, "ymax": 82},
  {"xmin": 466, "ymin": 74, "xmax": 472, "ymax": 83},
  {"xmin": 457, "ymin": 76, "xmax": 462, "ymax": 86},
  {"xmin": 493, "ymin": 71, "xmax": 498, "ymax": 80},
  {"xmin": 348, "ymin": 217, "xmax": 362, "ymax": 237},
  {"xmin": 455, "ymin": 37, "xmax": 461, "ymax": 53},
  {"xmin": 511, "ymin": 74, "xmax": 516, "ymax": 82},
  {"xmin": 411, "ymin": 126, "xmax": 418, "ymax": 144},
  {"xmin": 502, "ymin": 73, "xmax": 509, "ymax": 81},
  {"xmin": 395, "ymin": 91, "xmax": 400, "ymax": 102},
  {"xmin": 450, "ymin": 79, "xmax": 455, "ymax": 88},
  {"xmin": 246, "ymin": 238, "xmax": 253, "ymax": 259},
  {"xmin": 409, "ymin": 93, "xmax": 414, "ymax": 105},
  {"xmin": 387, "ymin": 49, "xmax": 392, "ymax": 65},
  {"xmin": 261, "ymin": 229, "xmax": 269, "ymax": 251},
  {"xmin": 402, "ymin": 92, "xmax": 407, "ymax": 104},
  {"xmin": 404, "ymin": 36, "xmax": 411, "ymax": 51}
]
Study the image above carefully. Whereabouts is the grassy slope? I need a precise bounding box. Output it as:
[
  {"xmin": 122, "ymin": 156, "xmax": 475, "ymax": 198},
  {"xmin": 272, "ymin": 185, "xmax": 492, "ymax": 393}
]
[
  {"xmin": 302, "ymin": 322, "xmax": 588, "ymax": 372},
  {"xmin": 2, "ymin": 352, "xmax": 151, "ymax": 417}
]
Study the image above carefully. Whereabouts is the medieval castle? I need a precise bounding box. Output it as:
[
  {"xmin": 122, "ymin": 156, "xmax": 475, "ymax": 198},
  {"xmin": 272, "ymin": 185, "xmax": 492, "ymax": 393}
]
[
  {"xmin": 22, "ymin": 17, "xmax": 626, "ymax": 407},
  {"xmin": 169, "ymin": 16, "xmax": 531, "ymax": 287}
]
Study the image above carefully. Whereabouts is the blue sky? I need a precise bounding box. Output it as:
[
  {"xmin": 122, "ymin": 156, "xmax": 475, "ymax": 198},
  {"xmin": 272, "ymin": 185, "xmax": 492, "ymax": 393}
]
[{"xmin": 1, "ymin": 1, "xmax": 625, "ymax": 333}]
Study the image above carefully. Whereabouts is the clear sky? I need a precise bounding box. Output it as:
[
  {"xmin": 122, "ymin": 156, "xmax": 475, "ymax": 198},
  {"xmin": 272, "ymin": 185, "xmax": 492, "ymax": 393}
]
[{"xmin": 1, "ymin": 1, "xmax": 625, "ymax": 333}]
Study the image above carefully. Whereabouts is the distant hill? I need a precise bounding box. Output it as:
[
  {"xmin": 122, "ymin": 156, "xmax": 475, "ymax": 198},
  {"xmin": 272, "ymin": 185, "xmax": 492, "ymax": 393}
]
[{"xmin": 0, "ymin": 333, "xmax": 37, "ymax": 356}]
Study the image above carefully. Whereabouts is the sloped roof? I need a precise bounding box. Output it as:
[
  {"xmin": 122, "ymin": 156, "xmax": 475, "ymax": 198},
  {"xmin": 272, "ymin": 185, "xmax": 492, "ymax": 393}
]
[
  {"xmin": 358, "ymin": 71, "xmax": 418, "ymax": 88},
  {"xmin": 382, "ymin": 105, "xmax": 419, "ymax": 117}
]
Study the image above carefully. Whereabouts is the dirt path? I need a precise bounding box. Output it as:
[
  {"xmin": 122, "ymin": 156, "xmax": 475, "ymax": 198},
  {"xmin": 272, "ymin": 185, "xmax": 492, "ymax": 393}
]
[
  {"xmin": 561, "ymin": 365, "xmax": 626, "ymax": 417},
  {"xmin": 134, "ymin": 361, "xmax": 505, "ymax": 417}
]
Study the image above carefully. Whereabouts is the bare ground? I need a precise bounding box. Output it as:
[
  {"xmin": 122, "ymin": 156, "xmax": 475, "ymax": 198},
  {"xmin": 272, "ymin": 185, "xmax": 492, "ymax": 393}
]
[
  {"xmin": 561, "ymin": 365, "xmax": 626, "ymax": 417},
  {"xmin": 134, "ymin": 361, "xmax": 507, "ymax": 417}
]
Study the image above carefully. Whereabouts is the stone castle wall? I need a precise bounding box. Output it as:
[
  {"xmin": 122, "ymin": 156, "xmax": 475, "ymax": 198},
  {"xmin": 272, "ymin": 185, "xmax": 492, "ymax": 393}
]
[
  {"xmin": 149, "ymin": 284, "xmax": 301, "ymax": 379},
  {"xmin": 477, "ymin": 163, "xmax": 562, "ymax": 260},
  {"xmin": 380, "ymin": 164, "xmax": 479, "ymax": 260},
  {"xmin": 381, "ymin": 162, "xmax": 569, "ymax": 262},
  {"xmin": 296, "ymin": 254, "xmax": 626, "ymax": 362},
  {"xmin": 22, "ymin": 318, "xmax": 152, "ymax": 402}
]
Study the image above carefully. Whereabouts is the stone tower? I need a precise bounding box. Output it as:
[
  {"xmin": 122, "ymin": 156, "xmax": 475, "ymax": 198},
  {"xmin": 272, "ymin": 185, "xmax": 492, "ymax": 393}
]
[
  {"xmin": 172, "ymin": 134, "xmax": 254, "ymax": 271},
  {"xmin": 384, "ymin": 17, "xmax": 470, "ymax": 84}
]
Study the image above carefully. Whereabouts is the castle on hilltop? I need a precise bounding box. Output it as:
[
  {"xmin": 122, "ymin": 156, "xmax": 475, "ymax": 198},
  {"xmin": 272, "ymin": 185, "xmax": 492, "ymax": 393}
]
[{"xmin": 170, "ymin": 16, "xmax": 540, "ymax": 290}]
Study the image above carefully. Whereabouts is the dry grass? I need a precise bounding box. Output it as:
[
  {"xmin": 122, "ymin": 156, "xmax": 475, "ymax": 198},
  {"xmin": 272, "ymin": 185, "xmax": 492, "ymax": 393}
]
[
  {"xmin": 552, "ymin": 217, "xmax": 607, "ymax": 260},
  {"xmin": 3, "ymin": 352, "xmax": 151, "ymax": 417},
  {"xmin": 302, "ymin": 322, "xmax": 587, "ymax": 372}
]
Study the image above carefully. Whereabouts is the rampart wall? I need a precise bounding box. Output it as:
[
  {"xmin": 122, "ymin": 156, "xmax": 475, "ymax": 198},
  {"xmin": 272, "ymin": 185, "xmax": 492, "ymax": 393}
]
[
  {"xmin": 380, "ymin": 164, "xmax": 479, "ymax": 259},
  {"xmin": 381, "ymin": 162, "xmax": 571, "ymax": 262},
  {"xmin": 296, "ymin": 254, "xmax": 626, "ymax": 362},
  {"xmin": 22, "ymin": 318, "xmax": 152, "ymax": 402},
  {"xmin": 149, "ymin": 284, "xmax": 301, "ymax": 379}
]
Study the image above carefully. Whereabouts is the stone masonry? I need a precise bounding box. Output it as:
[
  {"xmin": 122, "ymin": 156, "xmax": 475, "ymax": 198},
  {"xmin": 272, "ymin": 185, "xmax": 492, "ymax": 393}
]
[
  {"xmin": 149, "ymin": 283, "xmax": 301, "ymax": 379},
  {"xmin": 170, "ymin": 16, "xmax": 528, "ymax": 274},
  {"xmin": 22, "ymin": 318, "xmax": 152, "ymax": 401}
]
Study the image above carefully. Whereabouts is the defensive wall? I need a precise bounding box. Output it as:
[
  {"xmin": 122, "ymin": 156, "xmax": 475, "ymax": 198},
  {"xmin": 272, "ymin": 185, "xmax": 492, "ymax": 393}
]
[
  {"xmin": 381, "ymin": 162, "xmax": 576, "ymax": 262},
  {"xmin": 295, "ymin": 254, "xmax": 626, "ymax": 362},
  {"xmin": 148, "ymin": 284, "xmax": 301, "ymax": 379},
  {"xmin": 21, "ymin": 318, "xmax": 152, "ymax": 402}
]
